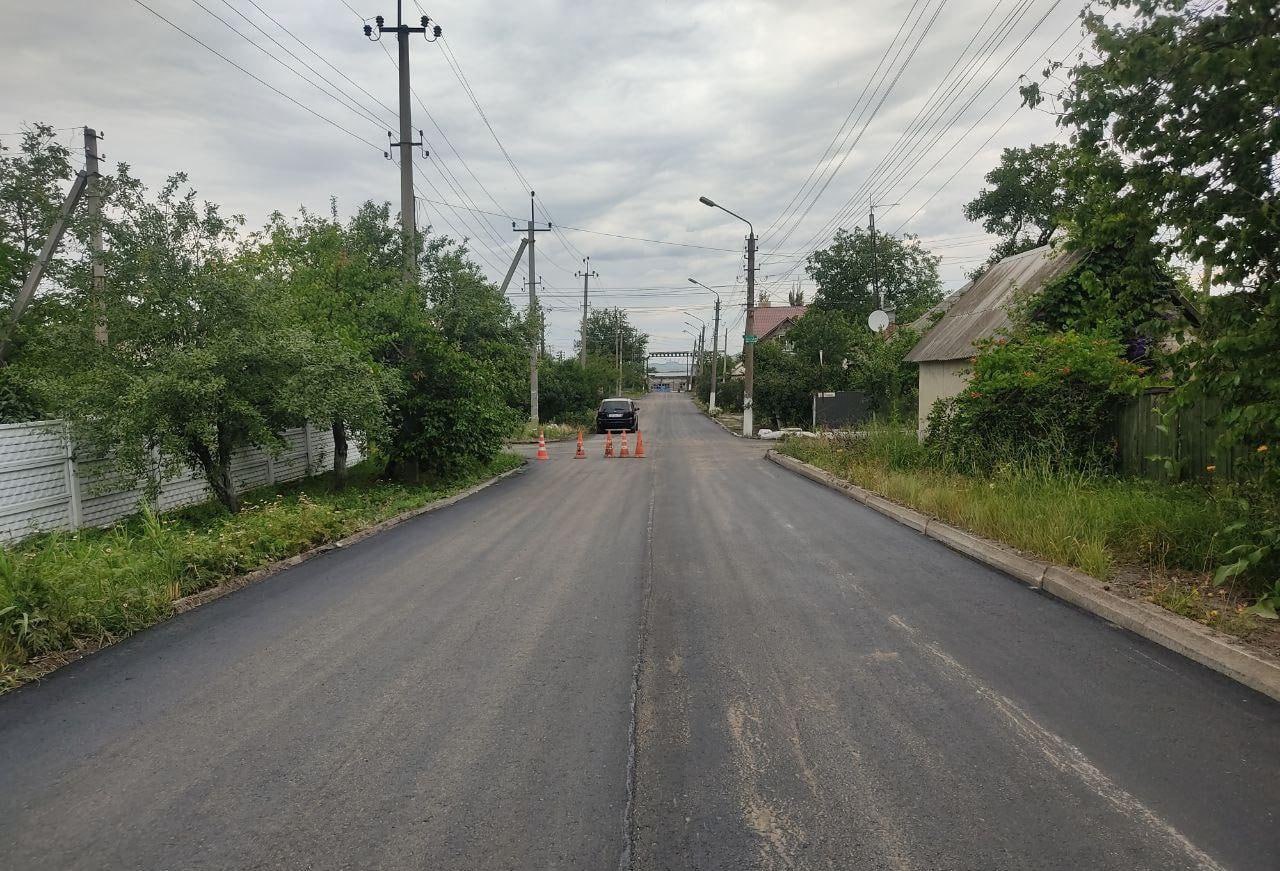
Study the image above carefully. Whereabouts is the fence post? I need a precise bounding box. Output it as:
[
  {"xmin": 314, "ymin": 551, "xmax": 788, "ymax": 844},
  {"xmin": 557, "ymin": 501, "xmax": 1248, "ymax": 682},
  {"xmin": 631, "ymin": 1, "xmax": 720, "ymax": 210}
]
[
  {"xmin": 303, "ymin": 425, "xmax": 314, "ymax": 475},
  {"xmin": 265, "ymin": 449, "xmax": 275, "ymax": 486},
  {"xmin": 62, "ymin": 421, "xmax": 83, "ymax": 531}
]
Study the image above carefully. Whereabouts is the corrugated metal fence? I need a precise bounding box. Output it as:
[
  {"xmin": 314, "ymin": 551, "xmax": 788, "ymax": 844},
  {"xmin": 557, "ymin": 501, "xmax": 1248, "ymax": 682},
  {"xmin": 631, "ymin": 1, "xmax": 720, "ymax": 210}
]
[
  {"xmin": 0, "ymin": 421, "xmax": 359, "ymax": 544},
  {"xmin": 1116, "ymin": 388, "xmax": 1243, "ymax": 482}
]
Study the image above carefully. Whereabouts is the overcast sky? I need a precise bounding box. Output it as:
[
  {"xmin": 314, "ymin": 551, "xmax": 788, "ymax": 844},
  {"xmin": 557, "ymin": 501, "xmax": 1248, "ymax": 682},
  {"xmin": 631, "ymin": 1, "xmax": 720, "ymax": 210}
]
[{"xmin": 1, "ymin": 0, "xmax": 1086, "ymax": 359}]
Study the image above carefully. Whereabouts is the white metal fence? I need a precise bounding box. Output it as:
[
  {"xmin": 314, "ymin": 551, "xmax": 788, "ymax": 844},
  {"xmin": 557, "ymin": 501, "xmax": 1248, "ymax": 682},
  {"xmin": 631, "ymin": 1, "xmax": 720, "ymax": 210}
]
[{"xmin": 0, "ymin": 420, "xmax": 360, "ymax": 544}]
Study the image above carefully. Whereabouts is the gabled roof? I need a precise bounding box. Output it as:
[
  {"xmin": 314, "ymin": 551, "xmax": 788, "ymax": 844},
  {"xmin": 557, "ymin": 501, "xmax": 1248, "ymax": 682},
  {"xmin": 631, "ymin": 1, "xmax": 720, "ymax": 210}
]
[
  {"xmin": 905, "ymin": 243, "xmax": 1085, "ymax": 363},
  {"xmin": 754, "ymin": 305, "xmax": 808, "ymax": 341}
]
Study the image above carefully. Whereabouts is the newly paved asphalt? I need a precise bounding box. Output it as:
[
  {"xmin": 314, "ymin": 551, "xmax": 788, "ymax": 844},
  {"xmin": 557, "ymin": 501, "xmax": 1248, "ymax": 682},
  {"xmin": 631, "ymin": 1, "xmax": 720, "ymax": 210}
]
[{"xmin": 1, "ymin": 394, "xmax": 1278, "ymax": 870}]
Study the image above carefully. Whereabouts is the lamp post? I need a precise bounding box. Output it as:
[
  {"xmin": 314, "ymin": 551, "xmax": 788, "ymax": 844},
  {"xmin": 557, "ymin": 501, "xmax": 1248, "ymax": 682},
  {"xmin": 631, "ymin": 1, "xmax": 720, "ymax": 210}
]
[
  {"xmin": 699, "ymin": 196, "xmax": 755, "ymax": 436},
  {"xmin": 689, "ymin": 278, "xmax": 722, "ymax": 410}
]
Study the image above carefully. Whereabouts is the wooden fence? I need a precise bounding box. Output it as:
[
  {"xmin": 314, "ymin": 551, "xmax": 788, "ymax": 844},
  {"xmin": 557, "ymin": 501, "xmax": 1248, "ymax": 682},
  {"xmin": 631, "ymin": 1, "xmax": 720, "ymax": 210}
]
[{"xmin": 1116, "ymin": 388, "xmax": 1245, "ymax": 482}]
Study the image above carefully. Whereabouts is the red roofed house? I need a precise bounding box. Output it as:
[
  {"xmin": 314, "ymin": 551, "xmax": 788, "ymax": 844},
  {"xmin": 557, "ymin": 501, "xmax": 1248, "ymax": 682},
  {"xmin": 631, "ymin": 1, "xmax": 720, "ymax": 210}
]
[{"xmin": 752, "ymin": 304, "xmax": 808, "ymax": 344}]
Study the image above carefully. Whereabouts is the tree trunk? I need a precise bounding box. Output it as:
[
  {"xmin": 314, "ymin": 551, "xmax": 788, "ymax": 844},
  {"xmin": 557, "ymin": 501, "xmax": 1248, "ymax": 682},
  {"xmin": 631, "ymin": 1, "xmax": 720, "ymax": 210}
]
[
  {"xmin": 193, "ymin": 438, "xmax": 238, "ymax": 514},
  {"xmin": 331, "ymin": 417, "xmax": 348, "ymax": 490}
]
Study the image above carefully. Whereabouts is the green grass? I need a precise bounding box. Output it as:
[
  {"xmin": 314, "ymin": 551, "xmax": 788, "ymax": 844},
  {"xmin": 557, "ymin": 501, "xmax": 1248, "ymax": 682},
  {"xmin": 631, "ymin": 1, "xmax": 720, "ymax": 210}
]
[
  {"xmin": 779, "ymin": 428, "xmax": 1243, "ymax": 582},
  {"xmin": 0, "ymin": 453, "xmax": 521, "ymax": 685},
  {"xmin": 511, "ymin": 421, "xmax": 584, "ymax": 443}
]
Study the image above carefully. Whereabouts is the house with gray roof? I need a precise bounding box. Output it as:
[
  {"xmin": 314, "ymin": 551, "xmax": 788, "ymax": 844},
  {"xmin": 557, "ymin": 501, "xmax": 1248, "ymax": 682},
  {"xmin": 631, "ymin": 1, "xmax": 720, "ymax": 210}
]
[{"xmin": 905, "ymin": 243, "xmax": 1086, "ymax": 435}]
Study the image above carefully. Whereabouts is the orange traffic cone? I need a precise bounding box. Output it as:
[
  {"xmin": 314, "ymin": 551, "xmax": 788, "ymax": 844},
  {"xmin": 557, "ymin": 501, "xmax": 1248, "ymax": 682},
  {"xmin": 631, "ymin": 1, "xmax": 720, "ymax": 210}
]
[
  {"xmin": 634, "ymin": 430, "xmax": 645, "ymax": 458},
  {"xmin": 604, "ymin": 431, "xmax": 614, "ymax": 457},
  {"xmin": 574, "ymin": 429, "xmax": 586, "ymax": 459},
  {"xmin": 620, "ymin": 430, "xmax": 630, "ymax": 458},
  {"xmin": 536, "ymin": 429, "xmax": 549, "ymax": 461}
]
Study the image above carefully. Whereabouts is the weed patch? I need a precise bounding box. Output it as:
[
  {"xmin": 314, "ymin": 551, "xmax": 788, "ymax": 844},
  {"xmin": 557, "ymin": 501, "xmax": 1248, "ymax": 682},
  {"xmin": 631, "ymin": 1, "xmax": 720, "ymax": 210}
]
[{"xmin": 779, "ymin": 428, "xmax": 1271, "ymax": 643}]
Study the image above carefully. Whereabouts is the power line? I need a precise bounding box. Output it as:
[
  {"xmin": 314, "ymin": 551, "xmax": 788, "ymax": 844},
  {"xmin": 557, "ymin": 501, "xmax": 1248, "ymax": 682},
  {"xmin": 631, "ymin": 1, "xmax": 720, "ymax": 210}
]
[
  {"xmin": 761, "ymin": 0, "xmax": 949, "ymax": 260},
  {"xmin": 760, "ymin": 1, "xmax": 1083, "ymax": 294},
  {"xmin": 760, "ymin": 0, "xmax": 928, "ymax": 242},
  {"xmin": 764, "ymin": 0, "xmax": 1048, "ymax": 270},
  {"xmin": 127, "ymin": 0, "xmax": 384, "ymax": 152}
]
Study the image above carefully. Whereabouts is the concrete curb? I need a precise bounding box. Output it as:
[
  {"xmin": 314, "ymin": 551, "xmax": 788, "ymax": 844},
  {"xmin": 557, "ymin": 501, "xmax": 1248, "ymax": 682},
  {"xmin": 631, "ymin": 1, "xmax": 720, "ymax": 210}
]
[
  {"xmin": 766, "ymin": 449, "xmax": 1280, "ymax": 703},
  {"xmin": 10, "ymin": 461, "xmax": 528, "ymax": 690},
  {"xmin": 700, "ymin": 406, "xmax": 746, "ymax": 439}
]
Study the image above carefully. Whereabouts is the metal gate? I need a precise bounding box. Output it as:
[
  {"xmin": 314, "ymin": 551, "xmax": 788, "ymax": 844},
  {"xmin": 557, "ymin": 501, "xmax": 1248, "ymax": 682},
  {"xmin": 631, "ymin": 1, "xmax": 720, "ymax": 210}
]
[{"xmin": 812, "ymin": 391, "xmax": 872, "ymax": 430}]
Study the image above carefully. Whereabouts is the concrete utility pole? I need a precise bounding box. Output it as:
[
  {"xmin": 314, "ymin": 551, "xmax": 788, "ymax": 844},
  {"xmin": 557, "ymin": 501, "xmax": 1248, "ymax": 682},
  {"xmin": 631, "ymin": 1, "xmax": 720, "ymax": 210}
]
[
  {"xmin": 513, "ymin": 192, "xmax": 551, "ymax": 426},
  {"xmin": 364, "ymin": 4, "xmax": 440, "ymax": 283},
  {"xmin": 689, "ymin": 279, "xmax": 722, "ymax": 408},
  {"xmin": 85, "ymin": 128, "xmax": 107, "ymax": 345},
  {"xmin": 869, "ymin": 199, "xmax": 878, "ymax": 312},
  {"xmin": 710, "ymin": 296, "xmax": 720, "ymax": 409},
  {"xmin": 699, "ymin": 196, "xmax": 755, "ymax": 435},
  {"xmin": 744, "ymin": 228, "xmax": 757, "ymax": 436},
  {"xmin": 575, "ymin": 256, "xmax": 598, "ymax": 367},
  {"xmin": 0, "ymin": 129, "xmax": 99, "ymax": 363},
  {"xmin": 869, "ymin": 198, "xmax": 898, "ymax": 314}
]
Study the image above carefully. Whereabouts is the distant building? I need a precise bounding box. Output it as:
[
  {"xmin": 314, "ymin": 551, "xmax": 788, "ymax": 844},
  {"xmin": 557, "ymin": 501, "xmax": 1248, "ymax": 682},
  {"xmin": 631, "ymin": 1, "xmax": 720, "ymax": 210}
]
[
  {"xmin": 905, "ymin": 243, "xmax": 1086, "ymax": 435},
  {"xmin": 752, "ymin": 305, "xmax": 808, "ymax": 344}
]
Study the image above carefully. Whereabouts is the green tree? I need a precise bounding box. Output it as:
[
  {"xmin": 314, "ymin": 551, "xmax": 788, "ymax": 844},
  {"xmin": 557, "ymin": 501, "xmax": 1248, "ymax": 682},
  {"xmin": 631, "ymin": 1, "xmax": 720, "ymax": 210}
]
[
  {"xmin": 1025, "ymin": 0, "xmax": 1279, "ymax": 446},
  {"xmin": 578, "ymin": 307, "xmax": 649, "ymax": 391},
  {"xmin": 963, "ymin": 142, "xmax": 1082, "ymax": 275},
  {"xmin": 251, "ymin": 201, "xmax": 402, "ymax": 487},
  {"xmin": 806, "ymin": 227, "xmax": 942, "ymax": 325},
  {"xmin": 377, "ymin": 318, "xmax": 517, "ymax": 482},
  {"xmin": 0, "ymin": 124, "xmax": 73, "ymax": 308},
  {"xmin": 421, "ymin": 235, "xmax": 528, "ymax": 410},
  {"xmin": 754, "ymin": 308, "xmax": 921, "ymax": 427},
  {"xmin": 52, "ymin": 172, "xmax": 348, "ymax": 512}
]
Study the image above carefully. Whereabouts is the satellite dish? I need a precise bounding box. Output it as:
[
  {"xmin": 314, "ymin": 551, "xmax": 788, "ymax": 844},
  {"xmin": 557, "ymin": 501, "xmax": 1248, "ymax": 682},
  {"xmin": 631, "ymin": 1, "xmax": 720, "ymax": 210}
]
[{"xmin": 868, "ymin": 309, "xmax": 891, "ymax": 333}]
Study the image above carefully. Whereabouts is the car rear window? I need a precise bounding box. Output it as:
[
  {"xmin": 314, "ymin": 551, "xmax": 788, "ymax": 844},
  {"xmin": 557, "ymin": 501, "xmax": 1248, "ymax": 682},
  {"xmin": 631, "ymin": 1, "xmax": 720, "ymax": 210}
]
[{"xmin": 600, "ymin": 400, "xmax": 631, "ymax": 412}]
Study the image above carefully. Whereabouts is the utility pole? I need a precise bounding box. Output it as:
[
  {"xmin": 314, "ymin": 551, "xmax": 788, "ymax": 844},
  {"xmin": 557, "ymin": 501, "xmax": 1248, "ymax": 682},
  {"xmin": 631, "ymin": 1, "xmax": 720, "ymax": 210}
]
[
  {"xmin": 744, "ymin": 229, "xmax": 757, "ymax": 436},
  {"xmin": 710, "ymin": 295, "xmax": 721, "ymax": 410},
  {"xmin": 1, "ymin": 129, "xmax": 98, "ymax": 363},
  {"xmin": 869, "ymin": 198, "xmax": 898, "ymax": 315},
  {"xmin": 869, "ymin": 198, "xmax": 878, "ymax": 312},
  {"xmin": 700, "ymin": 325, "xmax": 706, "ymax": 392},
  {"xmin": 513, "ymin": 192, "xmax": 551, "ymax": 426},
  {"xmin": 85, "ymin": 128, "xmax": 107, "ymax": 345},
  {"xmin": 616, "ymin": 329, "xmax": 622, "ymax": 396},
  {"xmin": 575, "ymin": 256, "xmax": 597, "ymax": 367},
  {"xmin": 364, "ymin": 5, "xmax": 440, "ymax": 284}
]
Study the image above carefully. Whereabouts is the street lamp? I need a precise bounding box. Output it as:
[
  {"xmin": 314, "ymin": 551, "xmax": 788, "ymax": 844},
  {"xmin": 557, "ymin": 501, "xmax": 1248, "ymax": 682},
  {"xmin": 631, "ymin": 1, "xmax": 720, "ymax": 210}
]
[
  {"xmin": 689, "ymin": 279, "xmax": 723, "ymax": 410},
  {"xmin": 699, "ymin": 195, "xmax": 756, "ymax": 436}
]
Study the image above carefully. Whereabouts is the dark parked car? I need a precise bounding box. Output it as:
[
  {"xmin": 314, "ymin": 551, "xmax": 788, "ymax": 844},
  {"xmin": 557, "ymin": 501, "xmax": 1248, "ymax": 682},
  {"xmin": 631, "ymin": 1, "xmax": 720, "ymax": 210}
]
[{"xmin": 596, "ymin": 398, "xmax": 638, "ymax": 433}]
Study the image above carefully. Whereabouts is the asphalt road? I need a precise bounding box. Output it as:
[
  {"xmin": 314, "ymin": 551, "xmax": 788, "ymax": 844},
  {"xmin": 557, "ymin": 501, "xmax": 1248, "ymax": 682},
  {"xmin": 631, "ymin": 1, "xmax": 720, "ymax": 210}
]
[{"xmin": 2, "ymin": 393, "xmax": 1278, "ymax": 870}]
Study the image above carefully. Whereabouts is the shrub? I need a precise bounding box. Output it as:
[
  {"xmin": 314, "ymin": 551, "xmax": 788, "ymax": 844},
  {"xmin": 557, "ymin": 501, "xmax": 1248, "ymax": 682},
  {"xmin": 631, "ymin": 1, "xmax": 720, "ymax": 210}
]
[
  {"xmin": 380, "ymin": 325, "xmax": 518, "ymax": 481},
  {"xmin": 926, "ymin": 330, "xmax": 1143, "ymax": 472}
]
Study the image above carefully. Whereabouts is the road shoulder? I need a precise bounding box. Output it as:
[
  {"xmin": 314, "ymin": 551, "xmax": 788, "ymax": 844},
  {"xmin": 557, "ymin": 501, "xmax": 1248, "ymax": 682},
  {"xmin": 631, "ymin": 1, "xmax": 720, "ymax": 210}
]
[{"xmin": 767, "ymin": 448, "xmax": 1280, "ymax": 703}]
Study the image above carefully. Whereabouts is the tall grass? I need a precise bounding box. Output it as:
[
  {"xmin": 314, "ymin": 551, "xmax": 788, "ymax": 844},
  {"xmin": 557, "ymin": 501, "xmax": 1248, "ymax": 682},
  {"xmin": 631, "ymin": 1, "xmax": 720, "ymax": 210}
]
[
  {"xmin": 0, "ymin": 454, "xmax": 521, "ymax": 680},
  {"xmin": 781, "ymin": 426, "xmax": 1243, "ymax": 581}
]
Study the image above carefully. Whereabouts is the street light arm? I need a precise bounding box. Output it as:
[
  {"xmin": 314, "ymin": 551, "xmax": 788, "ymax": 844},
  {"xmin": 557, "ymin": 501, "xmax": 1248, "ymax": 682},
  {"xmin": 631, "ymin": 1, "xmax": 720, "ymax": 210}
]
[
  {"xmin": 687, "ymin": 277, "xmax": 720, "ymax": 301},
  {"xmin": 698, "ymin": 196, "xmax": 753, "ymax": 237}
]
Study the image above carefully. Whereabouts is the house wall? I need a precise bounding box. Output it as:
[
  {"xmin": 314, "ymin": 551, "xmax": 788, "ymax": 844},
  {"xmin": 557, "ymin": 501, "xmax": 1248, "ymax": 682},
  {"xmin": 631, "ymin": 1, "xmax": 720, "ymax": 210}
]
[{"xmin": 917, "ymin": 359, "xmax": 971, "ymax": 438}]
